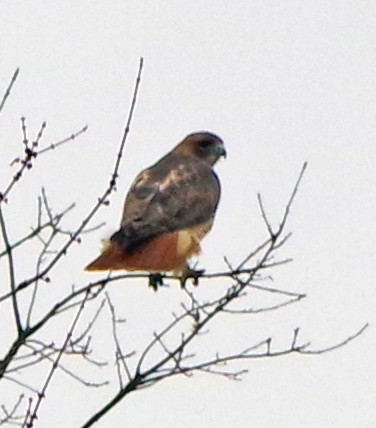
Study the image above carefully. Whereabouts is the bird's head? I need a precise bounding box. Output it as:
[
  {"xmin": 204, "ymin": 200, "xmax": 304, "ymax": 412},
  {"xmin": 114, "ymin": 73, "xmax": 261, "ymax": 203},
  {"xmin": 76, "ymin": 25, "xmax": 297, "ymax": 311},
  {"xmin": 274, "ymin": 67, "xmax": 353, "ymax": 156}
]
[{"xmin": 176, "ymin": 131, "xmax": 227, "ymax": 166}]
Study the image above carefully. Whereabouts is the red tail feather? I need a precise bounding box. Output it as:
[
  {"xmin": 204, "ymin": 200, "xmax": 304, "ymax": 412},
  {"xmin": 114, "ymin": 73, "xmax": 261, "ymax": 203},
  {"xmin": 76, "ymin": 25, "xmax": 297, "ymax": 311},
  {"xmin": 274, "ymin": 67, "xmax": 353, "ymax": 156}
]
[{"xmin": 85, "ymin": 231, "xmax": 200, "ymax": 273}]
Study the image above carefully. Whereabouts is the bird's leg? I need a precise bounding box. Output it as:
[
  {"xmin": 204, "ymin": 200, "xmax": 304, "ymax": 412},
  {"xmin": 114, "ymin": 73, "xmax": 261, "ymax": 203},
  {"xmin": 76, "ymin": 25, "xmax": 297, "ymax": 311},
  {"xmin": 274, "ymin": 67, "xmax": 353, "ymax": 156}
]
[
  {"xmin": 179, "ymin": 264, "xmax": 205, "ymax": 288},
  {"xmin": 148, "ymin": 273, "xmax": 164, "ymax": 291}
]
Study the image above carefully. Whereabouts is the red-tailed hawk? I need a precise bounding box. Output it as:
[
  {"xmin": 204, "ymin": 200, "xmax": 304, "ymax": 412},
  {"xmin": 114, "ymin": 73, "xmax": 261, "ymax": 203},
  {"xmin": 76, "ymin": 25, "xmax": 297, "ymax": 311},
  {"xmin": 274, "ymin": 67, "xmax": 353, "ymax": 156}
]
[{"xmin": 85, "ymin": 131, "xmax": 226, "ymax": 277}]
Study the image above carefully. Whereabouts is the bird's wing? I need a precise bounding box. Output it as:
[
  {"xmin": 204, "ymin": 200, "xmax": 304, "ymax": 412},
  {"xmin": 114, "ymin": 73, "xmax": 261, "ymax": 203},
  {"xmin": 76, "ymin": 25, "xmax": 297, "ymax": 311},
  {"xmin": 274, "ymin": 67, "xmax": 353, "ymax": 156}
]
[{"xmin": 112, "ymin": 154, "xmax": 220, "ymax": 250}]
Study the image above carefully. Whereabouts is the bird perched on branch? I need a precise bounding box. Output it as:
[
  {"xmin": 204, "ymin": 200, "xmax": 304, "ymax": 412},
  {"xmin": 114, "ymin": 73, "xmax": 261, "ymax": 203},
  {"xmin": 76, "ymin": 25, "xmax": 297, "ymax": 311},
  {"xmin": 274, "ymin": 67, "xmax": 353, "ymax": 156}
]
[{"xmin": 85, "ymin": 131, "xmax": 226, "ymax": 282}]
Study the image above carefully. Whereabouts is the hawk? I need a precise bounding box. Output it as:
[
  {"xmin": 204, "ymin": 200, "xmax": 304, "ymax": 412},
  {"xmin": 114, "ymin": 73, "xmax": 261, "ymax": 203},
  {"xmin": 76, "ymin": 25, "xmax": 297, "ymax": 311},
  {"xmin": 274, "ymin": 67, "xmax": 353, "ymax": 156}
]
[{"xmin": 85, "ymin": 131, "xmax": 226, "ymax": 277}]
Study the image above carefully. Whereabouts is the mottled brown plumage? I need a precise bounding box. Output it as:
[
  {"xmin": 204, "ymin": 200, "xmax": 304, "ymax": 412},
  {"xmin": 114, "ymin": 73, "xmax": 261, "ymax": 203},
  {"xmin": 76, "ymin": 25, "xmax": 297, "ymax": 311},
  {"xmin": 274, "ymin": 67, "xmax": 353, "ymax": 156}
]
[{"xmin": 85, "ymin": 131, "xmax": 226, "ymax": 274}]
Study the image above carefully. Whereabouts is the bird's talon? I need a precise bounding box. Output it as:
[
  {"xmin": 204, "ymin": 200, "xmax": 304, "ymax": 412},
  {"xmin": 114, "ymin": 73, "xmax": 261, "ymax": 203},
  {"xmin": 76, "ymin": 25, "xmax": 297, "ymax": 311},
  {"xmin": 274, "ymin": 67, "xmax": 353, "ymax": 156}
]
[
  {"xmin": 149, "ymin": 273, "xmax": 164, "ymax": 291},
  {"xmin": 180, "ymin": 267, "xmax": 205, "ymax": 288}
]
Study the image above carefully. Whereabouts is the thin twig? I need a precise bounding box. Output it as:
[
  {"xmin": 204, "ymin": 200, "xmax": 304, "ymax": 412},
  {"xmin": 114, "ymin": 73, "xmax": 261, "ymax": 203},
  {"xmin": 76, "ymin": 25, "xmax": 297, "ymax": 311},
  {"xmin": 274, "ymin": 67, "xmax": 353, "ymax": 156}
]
[
  {"xmin": 105, "ymin": 293, "xmax": 132, "ymax": 387},
  {"xmin": 0, "ymin": 68, "xmax": 19, "ymax": 116},
  {"xmin": 257, "ymin": 193, "xmax": 274, "ymax": 237},
  {"xmin": 0, "ymin": 206, "xmax": 22, "ymax": 333},
  {"xmin": 36, "ymin": 125, "xmax": 88, "ymax": 155},
  {"xmin": 301, "ymin": 323, "xmax": 369, "ymax": 355},
  {"xmin": 109, "ymin": 57, "xmax": 144, "ymax": 190}
]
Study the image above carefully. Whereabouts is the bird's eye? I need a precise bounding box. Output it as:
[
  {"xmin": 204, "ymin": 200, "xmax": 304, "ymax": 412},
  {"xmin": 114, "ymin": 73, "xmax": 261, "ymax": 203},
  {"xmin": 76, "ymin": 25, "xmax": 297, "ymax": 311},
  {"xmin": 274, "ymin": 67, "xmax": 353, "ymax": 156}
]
[{"xmin": 198, "ymin": 140, "xmax": 212, "ymax": 148}]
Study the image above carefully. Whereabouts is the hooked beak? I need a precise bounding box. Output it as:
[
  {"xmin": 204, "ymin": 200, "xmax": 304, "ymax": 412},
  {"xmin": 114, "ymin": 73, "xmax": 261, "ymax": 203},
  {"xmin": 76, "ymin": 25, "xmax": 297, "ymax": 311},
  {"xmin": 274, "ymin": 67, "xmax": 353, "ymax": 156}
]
[{"xmin": 215, "ymin": 142, "xmax": 227, "ymax": 159}]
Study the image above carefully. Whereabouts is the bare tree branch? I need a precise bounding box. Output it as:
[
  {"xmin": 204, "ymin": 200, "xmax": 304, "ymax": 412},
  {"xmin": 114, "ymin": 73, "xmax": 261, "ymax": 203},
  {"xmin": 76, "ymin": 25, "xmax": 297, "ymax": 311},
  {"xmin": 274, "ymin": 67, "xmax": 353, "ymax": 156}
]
[
  {"xmin": 23, "ymin": 291, "xmax": 90, "ymax": 428},
  {"xmin": 0, "ymin": 63, "xmax": 367, "ymax": 428}
]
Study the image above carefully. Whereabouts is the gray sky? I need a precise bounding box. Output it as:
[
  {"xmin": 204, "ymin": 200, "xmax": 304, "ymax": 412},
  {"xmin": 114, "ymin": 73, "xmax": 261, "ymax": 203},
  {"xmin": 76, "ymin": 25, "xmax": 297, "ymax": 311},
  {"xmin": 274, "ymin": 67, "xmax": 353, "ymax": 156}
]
[{"xmin": 1, "ymin": 1, "xmax": 375, "ymax": 427}]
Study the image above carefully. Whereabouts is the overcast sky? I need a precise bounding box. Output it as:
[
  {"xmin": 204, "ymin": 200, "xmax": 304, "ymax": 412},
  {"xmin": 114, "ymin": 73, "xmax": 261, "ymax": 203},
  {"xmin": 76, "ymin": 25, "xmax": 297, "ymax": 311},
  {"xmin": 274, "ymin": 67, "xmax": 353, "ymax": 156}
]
[{"xmin": 1, "ymin": 1, "xmax": 375, "ymax": 427}]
